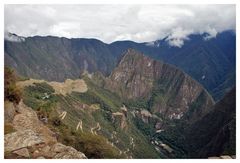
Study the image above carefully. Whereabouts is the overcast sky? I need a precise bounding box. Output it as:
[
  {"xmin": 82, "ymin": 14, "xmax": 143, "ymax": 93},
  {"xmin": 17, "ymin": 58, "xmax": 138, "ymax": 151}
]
[{"xmin": 4, "ymin": 4, "xmax": 235, "ymax": 46}]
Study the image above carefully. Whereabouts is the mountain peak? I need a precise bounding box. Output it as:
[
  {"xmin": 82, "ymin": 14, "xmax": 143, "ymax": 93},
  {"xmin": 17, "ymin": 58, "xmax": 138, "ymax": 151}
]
[
  {"xmin": 124, "ymin": 48, "xmax": 144, "ymax": 57},
  {"xmin": 119, "ymin": 48, "xmax": 151, "ymax": 67},
  {"xmin": 106, "ymin": 49, "xmax": 214, "ymax": 123}
]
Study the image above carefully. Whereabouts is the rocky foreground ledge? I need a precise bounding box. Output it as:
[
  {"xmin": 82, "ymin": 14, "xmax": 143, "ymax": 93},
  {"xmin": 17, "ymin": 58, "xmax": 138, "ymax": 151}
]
[{"xmin": 4, "ymin": 101, "xmax": 87, "ymax": 159}]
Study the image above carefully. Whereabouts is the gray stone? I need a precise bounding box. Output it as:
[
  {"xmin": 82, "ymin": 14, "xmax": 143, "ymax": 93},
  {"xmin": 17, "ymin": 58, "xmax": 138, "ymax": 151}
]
[
  {"xmin": 51, "ymin": 143, "xmax": 87, "ymax": 159},
  {"xmin": 12, "ymin": 148, "xmax": 30, "ymax": 158},
  {"xmin": 220, "ymin": 155, "xmax": 232, "ymax": 159},
  {"xmin": 4, "ymin": 101, "xmax": 18, "ymax": 123},
  {"xmin": 37, "ymin": 156, "xmax": 45, "ymax": 159},
  {"xmin": 4, "ymin": 129, "xmax": 44, "ymax": 152}
]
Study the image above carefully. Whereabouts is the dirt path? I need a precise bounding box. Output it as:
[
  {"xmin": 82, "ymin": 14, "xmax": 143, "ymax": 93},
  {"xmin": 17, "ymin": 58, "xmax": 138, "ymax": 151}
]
[
  {"xmin": 59, "ymin": 111, "xmax": 67, "ymax": 120},
  {"xmin": 90, "ymin": 122, "xmax": 101, "ymax": 135},
  {"xmin": 76, "ymin": 120, "xmax": 83, "ymax": 131}
]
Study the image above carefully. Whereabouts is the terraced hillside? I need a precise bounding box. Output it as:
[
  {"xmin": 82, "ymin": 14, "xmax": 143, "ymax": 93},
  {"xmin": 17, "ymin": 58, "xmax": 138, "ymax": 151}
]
[{"xmin": 17, "ymin": 77, "xmax": 160, "ymax": 158}]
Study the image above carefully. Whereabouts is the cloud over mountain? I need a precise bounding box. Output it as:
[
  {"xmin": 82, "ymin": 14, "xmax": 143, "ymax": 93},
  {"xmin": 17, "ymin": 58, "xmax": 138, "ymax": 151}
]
[{"xmin": 5, "ymin": 4, "xmax": 235, "ymax": 46}]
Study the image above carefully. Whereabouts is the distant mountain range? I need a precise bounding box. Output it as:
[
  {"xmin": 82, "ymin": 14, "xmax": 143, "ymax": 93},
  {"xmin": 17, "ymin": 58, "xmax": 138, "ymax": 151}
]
[{"xmin": 5, "ymin": 30, "xmax": 235, "ymax": 101}]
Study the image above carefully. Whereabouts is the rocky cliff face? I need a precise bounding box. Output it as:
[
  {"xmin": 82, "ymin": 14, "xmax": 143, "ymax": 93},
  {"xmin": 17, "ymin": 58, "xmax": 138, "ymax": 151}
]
[
  {"xmin": 105, "ymin": 49, "xmax": 214, "ymax": 123},
  {"xmin": 106, "ymin": 49, "xmax": 155, "ymax": 99}
]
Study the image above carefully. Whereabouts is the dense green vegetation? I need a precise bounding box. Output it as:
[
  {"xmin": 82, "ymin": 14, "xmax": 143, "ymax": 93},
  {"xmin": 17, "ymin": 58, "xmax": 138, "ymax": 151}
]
[
  {"xmin": 22, "ymin": 82, "xmax": 58, "ymax": 121},
  {"xmin": 48, "ymin": 115, "xmax": 123, "ymax": 158}
]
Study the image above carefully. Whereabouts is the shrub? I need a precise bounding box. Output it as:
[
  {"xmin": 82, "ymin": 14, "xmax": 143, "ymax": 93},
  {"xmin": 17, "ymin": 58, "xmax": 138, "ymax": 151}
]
[
  {"xmin": 48, "ymin": 118, "xmax": 123, "ymax": 159},
  {"xmin": 50, "ymin": 116, "xmax": 61, "ymax": 126},
  {"xmin": 4, "ymin": 67, "xmax": 21, "ymax": 104},
  {"xmin": 4, "ymin": 123, "xmax": 15, "ymax": 135},
  {"xmin": 76, "ymin": 132, "xmax": 123, "ymax": 158}
]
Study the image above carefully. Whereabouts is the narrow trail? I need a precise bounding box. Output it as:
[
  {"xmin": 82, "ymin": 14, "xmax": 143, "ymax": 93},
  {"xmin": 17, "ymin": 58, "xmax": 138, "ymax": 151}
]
[
  {"xmin": 90, "ymin": 122, "xmax": 101, "ymax": 135},
  {"xmin": 76, "ymin": 120, "xmax": 83, "ymax": 131},
  {"xmin": 130, "ymin": 137, "xmax": 135, "ymax": 149},
  {"xmin": 59, "ymin": 111, "xmax": 67, "ymax": 120}
]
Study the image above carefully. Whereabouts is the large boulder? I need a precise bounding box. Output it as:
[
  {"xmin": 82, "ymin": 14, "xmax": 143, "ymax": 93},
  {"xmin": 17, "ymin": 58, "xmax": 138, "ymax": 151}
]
[
  {"xmin": 4, "ymin": 101, "xmax": 18, "ymax": 123},
  {"xmin": 51, "ymin": 143, "xmax": 87, "ymax": 159},
  {"xmin": 4, "ymin": 129, "xmax": 44, "ymax": 152},
  {"xmin": 12, "ymin": 101, "xmax": 57, "ymax": 144}
]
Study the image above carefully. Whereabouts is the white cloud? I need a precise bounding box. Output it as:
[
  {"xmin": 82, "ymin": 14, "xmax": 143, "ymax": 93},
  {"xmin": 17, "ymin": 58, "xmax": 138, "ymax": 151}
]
[
  {"xmin": 166, "ymin": 27, "xmax": 192, "ymax": 47},
  {"xmin": 4, "ymin": 31, "xmax": 25, "ymax": 42},
  {"xmin": 4, "ymin": 4, "xmax": 236, "ymax": 46},
  {"xmin": 203, "ymin": 27, "xmax": 218, "ymax": 40}
]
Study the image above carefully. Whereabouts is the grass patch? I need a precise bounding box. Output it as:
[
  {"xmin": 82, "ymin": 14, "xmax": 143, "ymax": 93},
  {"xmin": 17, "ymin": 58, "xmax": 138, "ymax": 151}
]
[{"xmin": 4, "ymin": 123, "xmax": 16, "ymax": 135}]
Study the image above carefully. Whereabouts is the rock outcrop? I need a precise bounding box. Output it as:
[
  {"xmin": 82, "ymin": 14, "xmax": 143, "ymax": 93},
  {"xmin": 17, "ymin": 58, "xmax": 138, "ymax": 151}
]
[
  {"xmin": 208, "ymin": 155, "xmax": 235, "ymax": 159},
  {"xmin": 112, "ymin": 112, "xmax": 127, "ymax": 129},
  {"xmin": 4, "ymin": 101, "xmax": 87, "ymax": 159},
  {"xmin": 12, "ymin": 101, "xmax": 56, "ymax": 144},
  {"xmin": 5, "ymin": 129, "xmax": 45, "ymax": 152}
]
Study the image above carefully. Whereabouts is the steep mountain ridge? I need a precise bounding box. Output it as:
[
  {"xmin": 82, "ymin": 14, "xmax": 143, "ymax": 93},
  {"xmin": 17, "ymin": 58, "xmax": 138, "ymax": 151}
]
[
  {"xmin": 5, "ymin": 36, "xmax": 115, "ymax": 81},
  {"xmin": 105, "ymin": 49, "xmax": 214, "ymax": 124},
  {"xmin": 5, "ymin": 31, "xmax": 236, "ymax": 100},
  {"xmin": 154, "ymin": 88, "xmax": 236, "ymax": 158},
  {"xmin": 109, "ymin": 31, "xmax": 236, "ymax": 100}
]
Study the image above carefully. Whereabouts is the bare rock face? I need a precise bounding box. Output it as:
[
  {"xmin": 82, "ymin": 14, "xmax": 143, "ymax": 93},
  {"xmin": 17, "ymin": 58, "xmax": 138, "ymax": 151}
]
[
  {"xmin": 140, "ymin": 110, "xmax": 152, "ymax": 123},
  {"xmin": 112, "ymin": 112, "xmax": 127, "ymax": 129},
  {"xmin": 4, "ymin": 101, "xmax": 18, "ymax": 123},
  {"xmin": 30, "ymin": 143, "xmax": 87, "ymax": 159},
  {"xmin": 106, "ymin": 49, "xmax": 155, "ymax": 99},
  {"xmin": 12, "ymin": 148, "xmax": 30, "ymax": 158},
  {"xmin": 106, "ymin": 49, "xmax": 214, "ymax": 123},
  {"xmin": 5, "ymin": 130, "xmax": 87, "ymax": 159},
  {"xmin": 12, "ymin": 101, "xmax": 57, "ymax": 144},
  {"xmin": 4, "ymin": 129, "xmax": 45, "ymax": 152},
  {"xmin": 51, "ymin": 143, "xmax": 87, "ymax": 159},
  {"xmin": 208, "ymin": 155, "xmax": 235, "ymax": 159}
]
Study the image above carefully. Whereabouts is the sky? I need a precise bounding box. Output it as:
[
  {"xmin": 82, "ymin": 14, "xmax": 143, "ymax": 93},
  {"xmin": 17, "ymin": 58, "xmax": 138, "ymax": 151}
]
[{"xmin": 4, "ymin": 4, "xmax": 236, "ymax": 47}]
